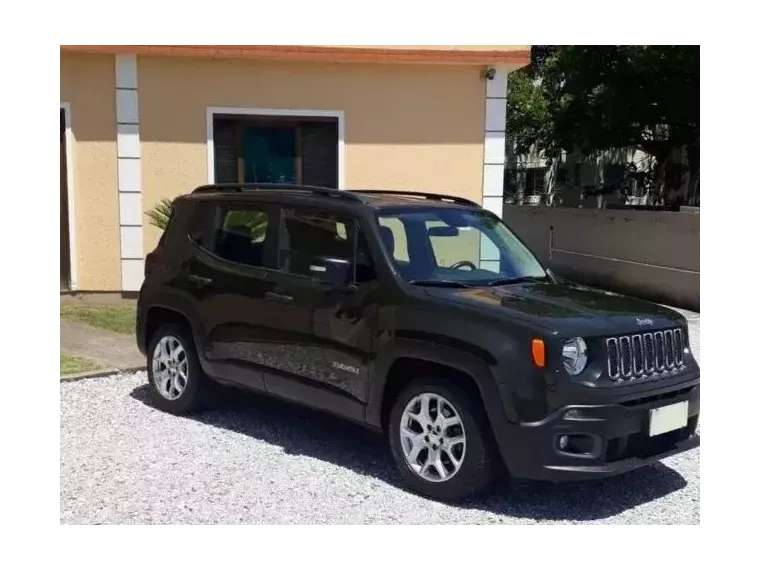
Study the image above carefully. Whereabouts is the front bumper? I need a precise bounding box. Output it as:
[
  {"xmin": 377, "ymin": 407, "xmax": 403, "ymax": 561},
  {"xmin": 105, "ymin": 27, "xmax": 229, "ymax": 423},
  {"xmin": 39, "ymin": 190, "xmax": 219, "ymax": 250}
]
[{"xmin": 502, "ymin": 383, "xmax": 700, "ymax": 482}]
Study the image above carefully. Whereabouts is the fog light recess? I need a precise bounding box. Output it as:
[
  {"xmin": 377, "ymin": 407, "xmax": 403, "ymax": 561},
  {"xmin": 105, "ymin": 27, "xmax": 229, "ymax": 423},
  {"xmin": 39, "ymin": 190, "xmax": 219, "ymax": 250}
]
[{"xmin": 555, "ymin": 434, "xmax": 597, "ymax": 456}]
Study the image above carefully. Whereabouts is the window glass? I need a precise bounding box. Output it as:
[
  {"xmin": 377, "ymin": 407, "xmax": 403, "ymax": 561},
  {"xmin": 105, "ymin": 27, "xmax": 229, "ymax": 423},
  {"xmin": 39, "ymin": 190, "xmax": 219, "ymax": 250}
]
[
  {"xmin": 377, "ymin": 208, "xmax": 546, "ymax": 284},
  {"xmin": 211, "ymin": 206, "xmax": 271, "ymax": 267},
  {"xmin": 425, "ymin": 219, "xmax": 482, "ymax": 269},
  {"xmin": 187, "ymin": 202, "xmax": 212, "ymax": 246},
  {"xmin": 378, "ymin": 216, "xmax": 409, "ymax": 262},
  {"xmin": 279, "ymin": 209, "xmax": 375, "ymax": 282},
  {"xmin": 280, "ymin": 209, "xmax": 352, "ymax": 277}
]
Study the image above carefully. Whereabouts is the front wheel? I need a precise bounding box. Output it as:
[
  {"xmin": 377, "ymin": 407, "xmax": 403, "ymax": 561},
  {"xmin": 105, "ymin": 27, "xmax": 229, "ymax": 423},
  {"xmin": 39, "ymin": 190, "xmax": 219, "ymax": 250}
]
[{"xmin": 388, "ymin": 378, "xmax": 498, "ymax": 501}]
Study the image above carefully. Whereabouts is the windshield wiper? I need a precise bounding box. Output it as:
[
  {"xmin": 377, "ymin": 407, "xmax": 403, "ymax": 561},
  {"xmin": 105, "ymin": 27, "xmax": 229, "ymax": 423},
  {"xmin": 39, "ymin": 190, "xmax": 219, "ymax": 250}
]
[
  {"xmin": 487, "ymin": 276, "xmax": 548, "ymax": 286},
  {"xmin": 408, "ymin": 279, "xmax": 472, "ymax": 288}
]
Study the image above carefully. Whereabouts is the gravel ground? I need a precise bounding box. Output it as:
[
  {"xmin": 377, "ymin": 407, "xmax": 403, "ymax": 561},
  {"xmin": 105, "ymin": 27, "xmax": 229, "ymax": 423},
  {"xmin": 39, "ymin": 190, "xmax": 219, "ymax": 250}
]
[{"xmin": 60, "ymin": 317, "xmax": 700, "ymax": 524}]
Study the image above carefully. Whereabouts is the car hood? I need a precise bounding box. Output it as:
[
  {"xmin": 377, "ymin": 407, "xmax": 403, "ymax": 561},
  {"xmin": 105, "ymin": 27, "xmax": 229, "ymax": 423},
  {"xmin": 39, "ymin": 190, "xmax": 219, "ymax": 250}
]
[{"xmin": 424, "ymin": 280, "xmax": 684, "ymax": 336}]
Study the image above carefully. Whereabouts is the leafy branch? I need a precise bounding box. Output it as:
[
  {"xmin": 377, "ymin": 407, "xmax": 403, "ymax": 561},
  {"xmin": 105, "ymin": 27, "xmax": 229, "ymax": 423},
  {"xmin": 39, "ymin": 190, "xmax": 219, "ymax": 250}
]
[{"xmin": 146, "ymin": 198, "xmax": 174, "ymax": 231}]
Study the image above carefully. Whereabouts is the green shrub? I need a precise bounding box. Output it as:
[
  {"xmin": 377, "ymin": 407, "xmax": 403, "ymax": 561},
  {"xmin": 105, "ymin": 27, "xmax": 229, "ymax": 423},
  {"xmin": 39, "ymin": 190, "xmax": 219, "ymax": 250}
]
[{"xmin": 146, "ymin": 198, "xmax": 174, "ymax": 231}]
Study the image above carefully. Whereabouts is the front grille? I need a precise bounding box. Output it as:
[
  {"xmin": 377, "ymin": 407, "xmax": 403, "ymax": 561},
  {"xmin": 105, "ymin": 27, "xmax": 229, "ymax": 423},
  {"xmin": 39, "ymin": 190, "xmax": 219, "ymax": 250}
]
[{"xmin": 606, "ymin": 328, "xmax": 685, "ymax": 381}]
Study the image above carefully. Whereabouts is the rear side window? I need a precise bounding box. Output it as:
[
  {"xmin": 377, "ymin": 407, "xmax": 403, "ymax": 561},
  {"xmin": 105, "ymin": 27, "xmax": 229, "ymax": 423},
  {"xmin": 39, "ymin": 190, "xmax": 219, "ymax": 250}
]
[
  {"xmin": 186, "ymin": 202, "xmax": 211, "ymax": 245},
  {"xmin": 208, "ymin": 205, "xmax": 273, "ymax": 268}
]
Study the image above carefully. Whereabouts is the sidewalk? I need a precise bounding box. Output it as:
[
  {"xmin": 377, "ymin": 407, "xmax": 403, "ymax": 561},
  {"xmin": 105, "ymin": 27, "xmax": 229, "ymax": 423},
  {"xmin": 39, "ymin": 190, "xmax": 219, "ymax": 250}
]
[{"xmin": 61, "ymin": 320, "xmax": 145, "ymax": 373}]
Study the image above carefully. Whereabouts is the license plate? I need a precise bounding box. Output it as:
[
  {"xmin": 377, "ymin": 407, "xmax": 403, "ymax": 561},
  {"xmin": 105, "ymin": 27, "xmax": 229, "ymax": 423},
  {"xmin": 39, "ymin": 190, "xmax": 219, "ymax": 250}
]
[{"xmin": 649, "ymin": 401, "xmax": 689, "ymax": 436}]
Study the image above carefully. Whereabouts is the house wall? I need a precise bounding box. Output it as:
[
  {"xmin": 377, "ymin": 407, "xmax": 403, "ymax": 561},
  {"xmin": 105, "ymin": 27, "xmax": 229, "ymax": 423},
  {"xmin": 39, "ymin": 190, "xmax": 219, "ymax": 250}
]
[
  {"xmin": 60, "ymin": 51, "xmax": 517, "ymax": 293},
  {"xmin": 60, "ymin": 53, "xmax": 120, "ymax": 291},
  {"xmin": 138, "ymin": 56, "xmax": 489, "ymax": 253},
  {"xmin": 501, "ymin": 205, "xmax": 700, "ymax": 310}
]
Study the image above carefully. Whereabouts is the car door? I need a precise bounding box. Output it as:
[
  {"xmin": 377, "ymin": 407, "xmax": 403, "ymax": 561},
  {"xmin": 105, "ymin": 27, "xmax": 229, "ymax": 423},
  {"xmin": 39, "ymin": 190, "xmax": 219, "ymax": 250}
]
[
  {"xmin": 261, "ymin": 206, "xmax": 379, "ymax": 421},
  {"xmin": 184, "ymin": 199, "xmax": 283, "ymax": 391}
]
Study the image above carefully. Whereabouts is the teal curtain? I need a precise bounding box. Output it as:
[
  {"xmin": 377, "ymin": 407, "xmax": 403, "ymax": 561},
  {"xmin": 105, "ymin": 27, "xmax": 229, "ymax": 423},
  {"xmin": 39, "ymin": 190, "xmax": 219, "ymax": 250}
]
[{"xmin": 242, "ymin": 127, "xmax": 296, "ymax": 184}]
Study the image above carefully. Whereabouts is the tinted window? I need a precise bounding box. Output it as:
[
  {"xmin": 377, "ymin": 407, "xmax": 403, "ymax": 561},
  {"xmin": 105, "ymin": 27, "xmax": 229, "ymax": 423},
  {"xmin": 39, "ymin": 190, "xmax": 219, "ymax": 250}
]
[
  {"xmin": 157, "ymin": 209, "xmax": 174, "ymax": 246},
  {"xmin": 210, "ymin": 205, "xmax": 272, "ymax": 268},
  {"xmin": 378, "ymin": 216, "xmax": 409, "ymax": 262},
  {"xmin": 280, "ymin": 209, "xmax": 352, "ymax": 277},
  {"xmin": 279, "ymin": 209, "xmax": 375, "ymax": 282},
  {"xmin": 186, "ymin": 202, "xmax": 213, "ymax": 247}
]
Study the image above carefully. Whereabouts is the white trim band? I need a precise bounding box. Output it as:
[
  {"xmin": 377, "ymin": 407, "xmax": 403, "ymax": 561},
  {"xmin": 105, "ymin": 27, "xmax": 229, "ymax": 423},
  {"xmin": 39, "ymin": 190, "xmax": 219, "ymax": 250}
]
[
  {"xmin": 115, "ymin": 54, "xmax": 143, "ymax": 291},
  {"xmin": 480, "ymin": 66, "xmax": 508, "ymax": 269}
]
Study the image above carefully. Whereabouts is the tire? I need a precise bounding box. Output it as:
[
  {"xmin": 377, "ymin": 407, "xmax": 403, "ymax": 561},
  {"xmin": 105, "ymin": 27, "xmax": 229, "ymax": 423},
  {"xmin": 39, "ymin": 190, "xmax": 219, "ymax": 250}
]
[
  {"xmin": 147, "ymin": 323, "xmax": 209, "ymax": 415},
  {"xmin": 388, "ymin": 377, "xmax": 499, "ymax": 502}
]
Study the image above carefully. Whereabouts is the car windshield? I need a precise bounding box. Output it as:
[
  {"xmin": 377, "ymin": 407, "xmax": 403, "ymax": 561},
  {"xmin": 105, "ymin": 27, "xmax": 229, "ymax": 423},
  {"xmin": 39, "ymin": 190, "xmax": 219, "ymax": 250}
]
[{"xmin": 376, "ymin": 207, "xmax": 547, "ymax": 286}]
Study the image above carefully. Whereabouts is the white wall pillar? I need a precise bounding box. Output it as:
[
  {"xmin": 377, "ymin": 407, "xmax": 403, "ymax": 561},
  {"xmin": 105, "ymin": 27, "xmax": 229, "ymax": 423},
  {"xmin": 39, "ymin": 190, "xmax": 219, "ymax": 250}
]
[
  {"xmin": 115, "ymin": 54, "xmax": 144, "ymax": 291},
  {"xmin": 480, "ymin": 66, "xmax": 508, "ymax": 272}
]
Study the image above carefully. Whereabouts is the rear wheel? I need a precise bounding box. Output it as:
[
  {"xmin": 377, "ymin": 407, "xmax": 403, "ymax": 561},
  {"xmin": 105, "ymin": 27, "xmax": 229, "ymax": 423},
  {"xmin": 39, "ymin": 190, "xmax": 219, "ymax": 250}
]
[
  {"xmin": 147, "ymin": 324, "xmax": 208, "ymax": 415},
  {"xmin": 388, "ymin": 377, "xmax": 498, "ymax": 501}
]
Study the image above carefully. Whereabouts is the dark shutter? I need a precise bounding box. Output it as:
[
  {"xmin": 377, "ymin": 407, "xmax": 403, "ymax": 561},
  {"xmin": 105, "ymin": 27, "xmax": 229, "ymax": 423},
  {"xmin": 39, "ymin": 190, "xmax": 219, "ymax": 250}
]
[
  {"xmin": 60, "ymin": 109, "xmax": 71, "ymax": 289},
  {"xmin": 300, "ymin": 121, "xmax": 339, "ymax": 188},
  {"xmin": 213, "ymin": 118, "xmax": 238, "ymax": 183}
]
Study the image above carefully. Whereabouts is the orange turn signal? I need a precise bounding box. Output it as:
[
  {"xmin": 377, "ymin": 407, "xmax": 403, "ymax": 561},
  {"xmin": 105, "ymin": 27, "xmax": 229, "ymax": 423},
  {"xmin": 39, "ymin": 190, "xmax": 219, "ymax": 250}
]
[{"xmin": 531, "ymin": 339, "xmax": 546, "ymax": 368}]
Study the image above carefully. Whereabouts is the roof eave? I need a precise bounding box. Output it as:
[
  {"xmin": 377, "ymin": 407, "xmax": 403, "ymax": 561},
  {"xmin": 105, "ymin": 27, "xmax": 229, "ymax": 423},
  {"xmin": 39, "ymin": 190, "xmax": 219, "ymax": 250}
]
[{"xmin": 61, "ymin": 45, "xmax": 531, "ymax": 67}]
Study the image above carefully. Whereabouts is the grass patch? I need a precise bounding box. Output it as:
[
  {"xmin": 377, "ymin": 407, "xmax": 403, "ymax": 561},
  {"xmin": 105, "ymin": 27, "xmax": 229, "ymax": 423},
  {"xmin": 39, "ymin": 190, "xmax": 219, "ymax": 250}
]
[
  {"xmin": 61, "ymin": 352, "xmax": 103, "ymax": 376},
  {"xmin": 60, "ymin": 305, "xmax": 136, "ymax": 335}
]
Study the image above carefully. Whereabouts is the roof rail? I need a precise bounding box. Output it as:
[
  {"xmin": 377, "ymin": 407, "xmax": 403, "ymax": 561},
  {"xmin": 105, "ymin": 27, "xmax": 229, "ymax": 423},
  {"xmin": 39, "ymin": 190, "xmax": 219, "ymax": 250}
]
[
  {"xmin": 352, "ymin": 190, "xmax": 480, "ymax": 207},
  {"xmin": 191, "ymin": 183, "xmax": 363, "ymax": 202}
]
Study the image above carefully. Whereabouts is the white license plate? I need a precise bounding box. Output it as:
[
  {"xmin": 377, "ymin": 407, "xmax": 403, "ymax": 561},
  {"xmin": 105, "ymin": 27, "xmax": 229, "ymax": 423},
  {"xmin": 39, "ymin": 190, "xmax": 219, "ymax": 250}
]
[{"xmin": 649, "ymin": 401, "xmax": 689, "ymax": 436}]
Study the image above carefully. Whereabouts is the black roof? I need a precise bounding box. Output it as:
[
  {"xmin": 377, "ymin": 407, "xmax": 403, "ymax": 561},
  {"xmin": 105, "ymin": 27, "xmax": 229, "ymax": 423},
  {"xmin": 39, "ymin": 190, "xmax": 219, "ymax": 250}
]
[{"xmin": 185, "ymin": 183, "xmax": 480, "ymax": 210}]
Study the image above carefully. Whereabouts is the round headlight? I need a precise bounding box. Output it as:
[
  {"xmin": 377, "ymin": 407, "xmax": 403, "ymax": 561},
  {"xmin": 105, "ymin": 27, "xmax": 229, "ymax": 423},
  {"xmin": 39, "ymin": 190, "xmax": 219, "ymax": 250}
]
[{"xmin": 562, "ymin": 337, "xmax": 588, "ymax": 375}]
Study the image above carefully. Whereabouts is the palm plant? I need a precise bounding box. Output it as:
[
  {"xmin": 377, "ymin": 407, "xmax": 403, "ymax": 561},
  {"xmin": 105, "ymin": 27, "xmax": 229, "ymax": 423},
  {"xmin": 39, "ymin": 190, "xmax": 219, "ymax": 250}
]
[{"xmin": 146, "ymin": 198, "xmax": 174, "ymax": 230}]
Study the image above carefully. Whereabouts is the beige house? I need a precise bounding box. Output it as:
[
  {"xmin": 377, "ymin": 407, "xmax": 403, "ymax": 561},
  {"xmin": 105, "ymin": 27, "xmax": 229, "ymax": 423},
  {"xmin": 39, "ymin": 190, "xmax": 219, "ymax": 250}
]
[{"xmin": 60, "ymin": 45, "xmax": 530, "ymax": 293}]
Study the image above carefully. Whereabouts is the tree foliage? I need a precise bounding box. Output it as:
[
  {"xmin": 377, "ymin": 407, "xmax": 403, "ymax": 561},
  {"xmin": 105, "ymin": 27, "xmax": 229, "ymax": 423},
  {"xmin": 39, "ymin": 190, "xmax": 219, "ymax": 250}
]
[
  {"xmin": 506, "ymin": 70, "xmax": 551, "ymax": 157},
  {"xmin": 507, "ymin": 45, "xmax": 700, "ymax": 199},
  {"xmin": 546, "ymin": 46, "xmax": 699, "ymax": 159}
]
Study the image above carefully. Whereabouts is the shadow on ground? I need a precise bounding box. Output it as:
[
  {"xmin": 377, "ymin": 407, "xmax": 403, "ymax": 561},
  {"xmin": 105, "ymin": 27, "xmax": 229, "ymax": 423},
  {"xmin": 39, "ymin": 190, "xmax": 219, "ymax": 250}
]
[{"xmin": 130, "ymin": 384, "xmax": 687, "ymax": 522}]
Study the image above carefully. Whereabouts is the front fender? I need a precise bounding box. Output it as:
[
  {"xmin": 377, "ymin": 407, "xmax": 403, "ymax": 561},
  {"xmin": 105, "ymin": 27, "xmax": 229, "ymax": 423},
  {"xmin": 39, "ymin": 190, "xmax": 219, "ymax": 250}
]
[{"xmin": 365, "ymin": 338, "xmax": 517, "ymax": 450}]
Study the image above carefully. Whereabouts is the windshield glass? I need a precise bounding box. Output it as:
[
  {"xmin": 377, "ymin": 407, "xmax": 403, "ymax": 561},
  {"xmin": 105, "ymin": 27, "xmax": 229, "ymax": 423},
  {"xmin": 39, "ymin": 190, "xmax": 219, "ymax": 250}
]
[{"xmin": 376, "ymin": 207, "xmax": 546, "ymax": 285}]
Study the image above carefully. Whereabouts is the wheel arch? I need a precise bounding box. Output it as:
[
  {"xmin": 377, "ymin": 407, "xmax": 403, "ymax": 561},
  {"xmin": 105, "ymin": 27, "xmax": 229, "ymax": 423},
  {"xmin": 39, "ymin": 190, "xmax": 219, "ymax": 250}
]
[
  {"xmin": 366, "ymin": 339, "xmax": 516, "ymax": 448},
  {"xmin": 140, "ymin": 293, "xmax": 206, "ymax": 358}
]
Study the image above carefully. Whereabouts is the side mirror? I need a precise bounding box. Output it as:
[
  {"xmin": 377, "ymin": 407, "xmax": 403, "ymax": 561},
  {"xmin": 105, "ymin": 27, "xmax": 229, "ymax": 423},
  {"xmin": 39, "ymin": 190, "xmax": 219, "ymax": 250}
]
[{"xmin": 309, "ymin": 256, "xmax": 352, "ymax": 288}]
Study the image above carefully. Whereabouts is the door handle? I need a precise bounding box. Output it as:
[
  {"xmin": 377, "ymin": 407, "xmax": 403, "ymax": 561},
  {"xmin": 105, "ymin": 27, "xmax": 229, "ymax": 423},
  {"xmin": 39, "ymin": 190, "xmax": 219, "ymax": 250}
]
[
  {"xmin": 187, "ymin": 274, "xmax": 213, "ymax": 287},
  {"xmin": 265, "ymin": 291, "xmax": 293, "ymax": 303}
]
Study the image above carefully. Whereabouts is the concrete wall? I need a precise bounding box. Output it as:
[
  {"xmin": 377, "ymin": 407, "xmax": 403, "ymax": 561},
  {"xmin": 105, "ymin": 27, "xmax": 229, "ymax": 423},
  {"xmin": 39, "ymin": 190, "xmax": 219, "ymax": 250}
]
[{"xmin": 501, "ymin": 206, "xmax": 700, "ymax": 311}]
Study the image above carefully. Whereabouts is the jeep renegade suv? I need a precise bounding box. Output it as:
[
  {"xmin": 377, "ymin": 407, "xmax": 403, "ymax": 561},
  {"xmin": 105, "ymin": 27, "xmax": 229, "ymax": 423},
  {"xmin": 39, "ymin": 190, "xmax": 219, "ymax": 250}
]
[{"xmin": 136, "ymin": 183, "xmax": 700, "ymax": 501}]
